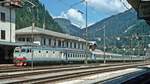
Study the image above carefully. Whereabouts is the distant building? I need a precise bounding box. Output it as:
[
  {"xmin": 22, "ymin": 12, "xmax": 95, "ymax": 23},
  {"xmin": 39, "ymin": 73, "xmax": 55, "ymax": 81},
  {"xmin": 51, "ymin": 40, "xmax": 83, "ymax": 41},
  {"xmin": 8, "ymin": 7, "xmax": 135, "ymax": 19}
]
[
  {"xmin": 0, "ymin": 0, "xmax": 21, "ymax": 64},
  {"xmin": 16, "ymin": 26, "xmax": 87, "ymax": 50}
]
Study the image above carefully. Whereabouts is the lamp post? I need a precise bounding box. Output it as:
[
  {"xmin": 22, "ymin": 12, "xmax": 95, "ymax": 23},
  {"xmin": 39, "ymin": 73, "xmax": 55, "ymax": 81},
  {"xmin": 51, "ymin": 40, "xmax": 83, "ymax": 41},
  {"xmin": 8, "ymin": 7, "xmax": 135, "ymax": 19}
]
[
  {"xmin": 94, "ymin": 25, "xmax": 106, "ymax": 64},
  {"xmin": 132, "ymin": 48, "xmax": 135, "ymax": 63},
  {"xmin": 103, "ymin": 25, "xmax": 106, "ymax": 64},
  {"xmin": 116, "ymin": 37, "xmax": 120, "ymax": 54},
  {"xmin": 31, "ymin": 3, "xmax": 36, "ymax": 70},
  {"xmin": 23, "ymin": 0, "xmax": 36, "ymax": 69},
  {"xmin": 77, "ymin": 1, "xmax": 88, "ymax": 64},
  {"xmin": 85, "ymin": 1, "xmax": 88, "ymax": 64},
  {"xmin": 71, "ymin": 0, "xmax": 88, "ymax": 64},
  {"xmin": 123, "ymin": 48, "xmax": 126, "ymax": 63},
  {"xmin": 144, "ymin": 48, "xmax": 147, "ymax": 63}
]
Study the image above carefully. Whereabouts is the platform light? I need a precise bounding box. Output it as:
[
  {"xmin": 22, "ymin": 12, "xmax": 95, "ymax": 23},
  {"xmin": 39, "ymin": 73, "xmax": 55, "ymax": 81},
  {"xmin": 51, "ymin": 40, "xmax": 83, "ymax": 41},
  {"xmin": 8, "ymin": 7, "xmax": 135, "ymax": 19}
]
[
  {"xmin": 144, "ymin": 48, "xmax": 147, "ymax": 51},
  {"xmin": 133, "ymin": 48, "xmax": 135, "ymax": 51}
]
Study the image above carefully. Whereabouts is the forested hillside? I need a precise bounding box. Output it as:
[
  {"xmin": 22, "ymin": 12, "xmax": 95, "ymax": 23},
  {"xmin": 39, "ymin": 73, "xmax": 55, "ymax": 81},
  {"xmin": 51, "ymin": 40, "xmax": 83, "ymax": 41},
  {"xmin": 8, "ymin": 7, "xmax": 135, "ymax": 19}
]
[
  {"xmin": 83, "ymin": 9, "xmax": 150, "ymax": 55},
  {"xmin": 16, "ymin": 0, "xmax": 63, "ymax": 32}
]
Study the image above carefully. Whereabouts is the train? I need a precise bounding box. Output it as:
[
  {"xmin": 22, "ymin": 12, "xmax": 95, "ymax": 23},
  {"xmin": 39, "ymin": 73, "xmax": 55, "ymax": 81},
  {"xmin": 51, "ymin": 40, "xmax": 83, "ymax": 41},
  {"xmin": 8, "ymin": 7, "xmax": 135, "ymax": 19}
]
[{"xmin": 13, "ymin": 46, "xmax": 147, "ymax": 66}]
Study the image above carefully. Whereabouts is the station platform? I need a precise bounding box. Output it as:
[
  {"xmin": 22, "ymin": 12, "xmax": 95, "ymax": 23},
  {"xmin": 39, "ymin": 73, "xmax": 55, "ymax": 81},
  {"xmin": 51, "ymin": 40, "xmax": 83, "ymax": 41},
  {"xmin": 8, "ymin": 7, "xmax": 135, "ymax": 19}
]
[{"xmin": 55, "ymin": 65, "xmax": 150, "ymax": 84}]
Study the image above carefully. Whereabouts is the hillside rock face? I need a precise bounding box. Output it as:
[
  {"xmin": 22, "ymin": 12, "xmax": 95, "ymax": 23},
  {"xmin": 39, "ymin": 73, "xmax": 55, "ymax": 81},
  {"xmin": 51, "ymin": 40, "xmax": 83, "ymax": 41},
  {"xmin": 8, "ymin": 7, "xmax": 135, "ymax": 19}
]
[{"xmin": 54, "ymin": 18, "xmax": 82, "ymax": 37}]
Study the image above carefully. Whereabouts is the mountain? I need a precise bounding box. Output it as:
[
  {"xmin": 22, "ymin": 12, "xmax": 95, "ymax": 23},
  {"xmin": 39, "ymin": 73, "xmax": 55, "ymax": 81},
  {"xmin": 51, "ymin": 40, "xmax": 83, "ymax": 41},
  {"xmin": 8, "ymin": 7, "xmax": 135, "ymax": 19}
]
[
  {"xmin": 16, "ymin": 0, "xmax": 63, "ymax": 32},
  {"xmin": 84, "ymin": 9, "xmax": 138, "ymax": 40},
  {"xmin": 54, "ymin": 18, "xmax": 82, "ymax": 36},
  {"xmin": 84, "ymin": 9, "xmax": 150, "ymax": 54}
]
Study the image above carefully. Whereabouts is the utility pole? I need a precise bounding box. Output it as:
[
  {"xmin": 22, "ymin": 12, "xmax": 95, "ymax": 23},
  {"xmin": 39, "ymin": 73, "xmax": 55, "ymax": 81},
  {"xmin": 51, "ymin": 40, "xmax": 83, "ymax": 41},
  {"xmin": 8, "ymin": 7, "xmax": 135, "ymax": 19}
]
[
  {"xmin": 85, "ymin": 1, "xmax": 88, "ymax": 64},
  {"xmin": 31, "ymin": 19, "xmax": 35, "ymax": 69},
  {"xmin": 103, "ymin": 25, "xmax": 106, "ymax": 64},
  {"xmin": 67, "ymin": 0, "xmax": 88, "ymax": 64},
  {"xmin": 24, "ymin": 0, "xmax": 36, "ymax": 69}
]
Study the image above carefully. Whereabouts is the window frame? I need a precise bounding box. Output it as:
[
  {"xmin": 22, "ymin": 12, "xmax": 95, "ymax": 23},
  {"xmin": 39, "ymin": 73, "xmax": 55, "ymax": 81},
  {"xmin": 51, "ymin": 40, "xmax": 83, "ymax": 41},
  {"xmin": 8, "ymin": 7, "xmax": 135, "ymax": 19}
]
[
  {"xmin": 1, "ymin": 30, "xmax": 6, "ymax": 40},
  {"xmin": 1, "ymin": 12, "xmax": 6, "ymax": 22}
]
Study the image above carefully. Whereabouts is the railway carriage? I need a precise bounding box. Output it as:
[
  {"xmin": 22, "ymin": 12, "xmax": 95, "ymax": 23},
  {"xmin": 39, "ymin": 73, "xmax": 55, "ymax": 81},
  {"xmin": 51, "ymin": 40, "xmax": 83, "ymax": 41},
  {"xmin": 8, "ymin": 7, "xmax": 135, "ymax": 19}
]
[
  {"xmin": 14, "ymin": 46, "xmax": 146, "ymax": 66},
  {"xmin": 13, "ymin": 46, "xmax": 92, "ymax": 66}
]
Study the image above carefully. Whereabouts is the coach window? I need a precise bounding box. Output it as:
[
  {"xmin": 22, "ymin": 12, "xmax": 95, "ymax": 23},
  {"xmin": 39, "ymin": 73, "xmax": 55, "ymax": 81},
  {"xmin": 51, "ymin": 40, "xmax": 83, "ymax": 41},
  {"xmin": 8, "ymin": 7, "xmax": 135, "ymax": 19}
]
[
  {"xmin": 1, "ymin": 30, "xmax": 5, "ymax": 40},
  {"xmin": 1, "ymin": 12, "xmax": 6, "ymax": 22}
]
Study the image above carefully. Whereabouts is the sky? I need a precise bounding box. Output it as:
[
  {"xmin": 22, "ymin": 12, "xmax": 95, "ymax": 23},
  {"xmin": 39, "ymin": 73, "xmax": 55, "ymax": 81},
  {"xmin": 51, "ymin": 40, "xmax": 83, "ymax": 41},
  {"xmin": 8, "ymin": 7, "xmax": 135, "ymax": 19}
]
[{"xmin": 40, "ymin": 0, "xmax": 132, "ymax": 28}]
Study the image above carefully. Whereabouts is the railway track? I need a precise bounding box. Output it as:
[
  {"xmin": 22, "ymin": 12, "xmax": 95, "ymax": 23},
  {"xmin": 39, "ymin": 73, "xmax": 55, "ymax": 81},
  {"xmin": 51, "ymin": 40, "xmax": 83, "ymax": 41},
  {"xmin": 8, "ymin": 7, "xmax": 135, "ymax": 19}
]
[
  {"xmin": 0, "ymin": 62, "xmax": 149, "ymax": 84},
  {"xmin": 0, "ymin": 63, "xmax": 133, "ymax": 79},
  {"xmin": 0, "ymin": 62, "xmax": 145, "ymax": 73},
  {"xmin": 0, "ymin": 63, "xmax": 102, "ymax": 73},
  {"xmin": 0, "ymin": 62, "xmax": 132, "ymax": 73}
]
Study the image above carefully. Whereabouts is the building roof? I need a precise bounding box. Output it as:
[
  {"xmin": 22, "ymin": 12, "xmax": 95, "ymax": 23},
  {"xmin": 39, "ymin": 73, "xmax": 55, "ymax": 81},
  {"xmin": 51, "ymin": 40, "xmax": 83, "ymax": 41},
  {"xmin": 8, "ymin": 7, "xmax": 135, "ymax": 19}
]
[
  {"xmin": 0, "ymin": 41, "xmax": 36, "ymax": 46},
  {"xmin": 16, "ymin": 26, "xmax": 86, "ymax": 42}
]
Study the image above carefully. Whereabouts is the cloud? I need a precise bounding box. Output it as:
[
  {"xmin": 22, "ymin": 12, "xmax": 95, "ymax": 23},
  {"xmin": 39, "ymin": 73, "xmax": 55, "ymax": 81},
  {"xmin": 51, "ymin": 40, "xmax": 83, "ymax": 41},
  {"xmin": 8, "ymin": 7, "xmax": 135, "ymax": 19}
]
[
  {"xmin": 55, "ymin": 0, "xmax": 132, "ymax": 28},
  {"xmin": 61, "ymin": 8, "xmax": 85, "ymax": 28},
  {"xmin": 85, "ymin": 0, "xmax": 132, "ymax": 14}
]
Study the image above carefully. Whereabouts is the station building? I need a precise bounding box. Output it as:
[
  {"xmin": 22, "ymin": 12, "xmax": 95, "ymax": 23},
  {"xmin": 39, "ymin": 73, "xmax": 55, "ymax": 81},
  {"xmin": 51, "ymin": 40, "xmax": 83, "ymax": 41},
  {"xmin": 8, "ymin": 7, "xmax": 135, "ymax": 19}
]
[
  {"xmin": 16, "ymin": 26, "xmax": 87, "ymax": 50},
  {"xmin": 0, "ymin": 0, "xmax": 21, "ymax": 64}
]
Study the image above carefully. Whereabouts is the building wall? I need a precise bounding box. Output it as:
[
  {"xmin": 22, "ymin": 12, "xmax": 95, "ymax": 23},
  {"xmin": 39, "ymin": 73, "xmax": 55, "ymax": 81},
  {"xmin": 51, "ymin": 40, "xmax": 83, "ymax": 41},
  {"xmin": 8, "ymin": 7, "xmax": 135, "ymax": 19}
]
[
  {"xmin": 0, "ymin": 6, "xmax": 16, "ymax": 42},
  {"xmin": 16, "ymin": 34, "xmax": 86, "ymax": 50}
]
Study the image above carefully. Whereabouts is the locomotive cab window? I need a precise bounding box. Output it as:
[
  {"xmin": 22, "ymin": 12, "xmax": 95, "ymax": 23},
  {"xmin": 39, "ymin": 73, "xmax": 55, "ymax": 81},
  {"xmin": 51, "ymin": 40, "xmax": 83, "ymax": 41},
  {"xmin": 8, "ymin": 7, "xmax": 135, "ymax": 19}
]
[
  {"xmin": 21, "ymin": 49, "xmax": 26, "ymax": 52},
  {"xmin": 15, "ymin": 49, "xmax": 20, "ymax": 52}
]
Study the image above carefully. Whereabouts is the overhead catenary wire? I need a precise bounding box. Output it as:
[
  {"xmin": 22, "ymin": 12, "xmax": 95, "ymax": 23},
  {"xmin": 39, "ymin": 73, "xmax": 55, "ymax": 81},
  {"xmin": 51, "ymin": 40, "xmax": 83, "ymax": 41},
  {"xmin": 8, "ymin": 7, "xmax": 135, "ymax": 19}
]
[{"xmin": 56, "ymin": 0, "xmax": 79, "ymax": 10}]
